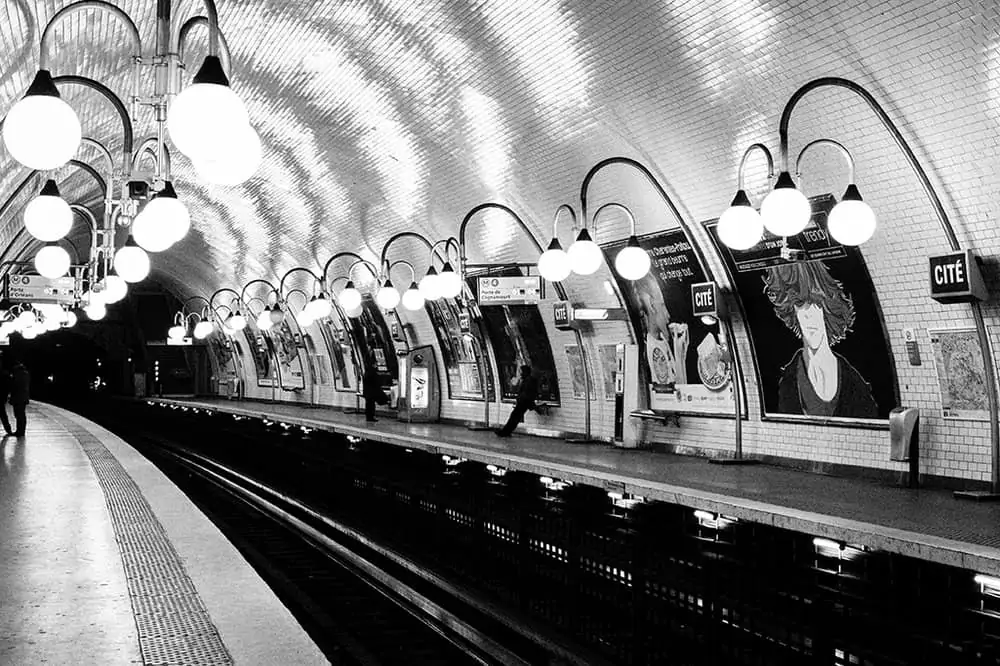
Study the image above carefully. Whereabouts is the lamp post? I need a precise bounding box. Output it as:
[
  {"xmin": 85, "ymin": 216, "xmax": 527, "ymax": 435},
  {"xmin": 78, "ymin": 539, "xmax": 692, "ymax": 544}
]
[{"xmin": 590, "ymin": 203, "xmax": 651, "ymax": 281}]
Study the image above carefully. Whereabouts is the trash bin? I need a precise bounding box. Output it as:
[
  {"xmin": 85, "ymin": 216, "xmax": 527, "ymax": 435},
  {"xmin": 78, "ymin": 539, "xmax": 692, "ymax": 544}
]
[{"xmin": 889, "ymin": 407, "xmax": 919, "ymax": 487}]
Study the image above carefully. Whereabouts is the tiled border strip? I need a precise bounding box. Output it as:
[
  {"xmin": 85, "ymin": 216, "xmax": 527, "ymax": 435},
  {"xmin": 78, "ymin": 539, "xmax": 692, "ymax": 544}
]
[{"xmin": 45, "ymin": 407, "xmax": 234, "ymax": 666}]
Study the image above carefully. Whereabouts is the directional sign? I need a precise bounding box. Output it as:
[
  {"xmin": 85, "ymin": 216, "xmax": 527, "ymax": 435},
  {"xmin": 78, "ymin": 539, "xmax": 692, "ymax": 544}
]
[
  {"xmin": 477, "ymin": 276, "xmax": 541, "ymax": 305},
  {"xmin": 5, "ymin": 275, "xmax": 76, "ymax": 304}
]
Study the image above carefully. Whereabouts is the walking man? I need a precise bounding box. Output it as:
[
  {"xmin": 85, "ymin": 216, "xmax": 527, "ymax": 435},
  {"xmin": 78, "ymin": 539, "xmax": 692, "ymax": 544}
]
[
  {"xmin": 496, "ymin": 365, "xmax": 538, "ymax": 438},
  {"xmin": 10, "ymin": 361, "xmax": 30, "ymax": 437},
  {"xmin": 362, "ymin": 361, "xmax": 387, "ymax": 423}
]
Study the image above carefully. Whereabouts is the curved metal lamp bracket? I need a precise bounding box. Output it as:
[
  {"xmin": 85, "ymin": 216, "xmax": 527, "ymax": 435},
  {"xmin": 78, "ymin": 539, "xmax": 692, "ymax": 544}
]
[
  {"xmin": 458, "ymin": 203, "xmax": 536, "ymax": 268},
  {"xmin": 240, "ymin": 278, "xmax": 279, "ymax": 306},
  {"xmin": 39, "ymin": 1, "xmax": 143, "ymax": 70},
  {"xmin": 379, "ymin": 231, "xmax": 440, "ymax": 270},
  {"xmin": 278, "ymin": 266, "xmax": 322, "ymax": 298},
  {"xmin": 795, "ymin": 138, "xmax": 855, "ymax": 183},
  {"xmin": 177, "ymin": 14, "xmax": 230, "ymax": 72},
  {"xmin": 550, "ymin": 204, "xmax": 577, "ymax": 237},
  {"xmin": 736, "ymin": 143, "xmax": 775, "ymax": 191},
  {"xmin": 591, "ymin": 202, "xmax": 638, "ymax": 238},
  {"xmin": 387, "ymin": 260, "xmax": 416, "ymax": 285},
  {"xmin": 319, "ymin": 251, "xmax": 364, "ymax": 285}
]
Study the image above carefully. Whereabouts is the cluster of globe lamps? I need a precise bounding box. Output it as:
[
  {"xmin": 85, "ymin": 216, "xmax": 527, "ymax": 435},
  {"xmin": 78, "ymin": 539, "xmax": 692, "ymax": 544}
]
[
  {"xmin": 0, "ymin": 304, "xmax": 78, "ymax": 342},
  {"xmin": 3, "ymin": 56, "xmax": 259, "ymax": 320}
]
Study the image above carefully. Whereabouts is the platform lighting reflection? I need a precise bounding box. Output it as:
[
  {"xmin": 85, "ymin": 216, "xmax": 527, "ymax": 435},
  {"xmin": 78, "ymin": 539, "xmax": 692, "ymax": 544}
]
[
  {"xmin": 346, "ymin": 435, "xmax": 361, "ymax": 444},
  {"xmin": 975, "ymin": 574, "xmax": 1000, "ymax": 592},
  {"xmin": 813, "ymin": 537, "xmax": 868, "ymax": 561},
  {"xmin": 539, "ymin": 476, "xmax": 572, "ymax": 491},
  {"xmin": 694, "ymin": 510, "xmax": 737, "ymax": 529},
  {"xmin": 486, "ymin": 464, "xmax": 507, "ymax": 478}
]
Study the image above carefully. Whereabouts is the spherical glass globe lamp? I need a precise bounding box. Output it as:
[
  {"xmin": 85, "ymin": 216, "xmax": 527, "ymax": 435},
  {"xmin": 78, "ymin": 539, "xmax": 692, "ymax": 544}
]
[
  {"xmin": 614, "ymin": 236, "xmax": 651, "ymax": 280},
  {"xmin": 827, "ymin": 184, "xmax": 877, "ymax": 246},
  {"xmin": 17, "ymin": 311, "xmax": 36, "ymax": 328},
  {"xmin": 718, "ymin": 189, "xmax": 765, "ymax": 250},
  {"xmin": 345, "ymin": 303, "xmax": 363, "ymax": 319},
  {"xmin": 133, "ymin": 182, "xmax": 190, "ymax": 252},
  {"xmin": 168, "ymin": 324, "xmax": 185, "ymax": 339},
  {"xmin": 84, "ymin": 303, "xmax": 106, "ymax": 321},
  {"xmin": 295, "ymin": 309, "xmax": 313, "ymax": 328},
  {"xmin": 228, "ymin": 312, "xmax": 247, "ymax": 331},
  {"xmin": 269, "ymin": 304, "xmax": 285, "ymax": 325},
  {"xmin": 24, "ymin": 180, "xmax": 73, "ymax": 242},
  {"xmin": 567, "ymin": 228, "xmax": 603, "ymax": 275},
  {"xmin": 34, "ymin": 243, "xmax": 70, "ymax": 278},
  {"xmin": 100, "ymin": 275, "xmax": 128, "ymax": 304},
  {"xmin": 538, "ymin": 238, "xmax": 571, "ymax": 282},
  {"xmin": 113, "ymin": 238, "xmax": 150, "ymax": 283},
  {"xmin": 44, "ymin": 317, "xmax": 61, "ymax": 332},
  {"xmin": 22, "ymin": 328, "xmax": 38, "ymax": 340},
  {"xmin": 418, "ymin": 268, "xmax": 440, "ymax": 301},
  {"xmin": 401, "ymin": 283, "xmax": 424, "ymax": 311},
  {"xmin": 760, "ymin": 172, "xmax": 811, "ymax": 237},
  {"xmin": 2, "ymin": 70, "xmax": 81, "ymax": 170},
  {"xmin": 167, "ymin": 57, "xmax": 249, "ymax": 160},
  {"xmin": 256, "ymin": 310, "xmax": 273, "ymax": 331},
  {"xmin": 437, "ymin": 264, "xmax": 463, "ymax": 299},
  {"xmin": 375, "ymin": 281, "xmax": 401, "ymax": 310},
  {"xmin": 193, "ymin": 124, "xmax": 262, "ymax": 186},
  {"xmin": 63, "ymin": 311, "xmax": 77, "ymax": 328},
  {"xmin": 307, "ymin": 294, "xmax": 332, "ymax": 320},
  {"xmin": 193, "ymin": 320, "xmax": 213, "ymax": 339},
  {"xmin": 339, "ymin": 282, "xmax": 362, "ymax": 311}
]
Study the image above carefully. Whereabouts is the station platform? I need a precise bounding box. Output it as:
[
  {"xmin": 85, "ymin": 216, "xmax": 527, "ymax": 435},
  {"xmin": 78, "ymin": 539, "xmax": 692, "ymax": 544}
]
[
  {"xmin": 152, "ymin": 396, "xmax": 1000, "ymax": 579},
  {"xmin": 0, "ymin": 402, "xmax": 326, "ymax": 665}
]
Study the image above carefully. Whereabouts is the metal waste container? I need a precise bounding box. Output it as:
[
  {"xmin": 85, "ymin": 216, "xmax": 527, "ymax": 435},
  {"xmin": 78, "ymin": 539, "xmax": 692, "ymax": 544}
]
[{"xmin": 889, "ymin": 407, "xmax": 919, "ymax": 487}]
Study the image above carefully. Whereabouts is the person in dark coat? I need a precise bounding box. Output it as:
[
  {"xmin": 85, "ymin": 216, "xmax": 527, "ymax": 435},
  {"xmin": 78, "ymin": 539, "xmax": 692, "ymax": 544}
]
[
  {"xmin": 496, "ymin": 365, "xmax": 538, "ymax": 437},
  {"xmin": 362, "ymin": 361, "xmax": 387, "ymax": 423},
  {"xmin": 0, "ymin": 360, "xmax": 12, "ymax": 435},
  {"xmin": 9, "ymin": 361, "xmax": 30, "ymax": 437}
]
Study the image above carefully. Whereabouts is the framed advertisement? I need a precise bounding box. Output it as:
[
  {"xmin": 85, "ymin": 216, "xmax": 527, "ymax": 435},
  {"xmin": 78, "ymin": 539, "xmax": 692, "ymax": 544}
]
[
  {"xmin": 424, "ymin": 296, "xmax": 495, "ymax": 401},
  {"xmin": 704, "ymin": 194, "xmax": 899, "ymax": 425},
  {"xmin": 603, "ymin": 230, "xmax": 736, "ymax": 416},
  {"xmin": 316, "ymin": 317, "xmax": 357, "ymax": 391},
  {"xmin": 347, "ymin": 295, "xmax": 398, "ymax": 380},
  {"xmin": 928, "ymin": 327, "xmax": 990, "ymax": 421},
  {"xmin": 479, "ymin": 302, "xmax": 560, "ymax": 404},
  {"xmin": 267, "ymin": 317, "xmax": 306, "ymax": 390},
  {"xmin": 243, "ymin": 317, "xmax": 276, "ymax": 387}
]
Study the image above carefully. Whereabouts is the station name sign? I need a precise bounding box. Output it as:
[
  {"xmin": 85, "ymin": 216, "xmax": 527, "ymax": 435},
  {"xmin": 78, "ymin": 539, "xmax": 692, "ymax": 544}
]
[
  {"xmin": 4, "ymin": 275, "xmax": 76, "ymax": 304},
  {"xmin": 691, "ymin": 281, "xmax": 719, "ymax": 320},
  {"xmin": 477, "ymin": 276, "xmax": 541, "ymax": 305},
  {"xmin": 928, "ymin": 250, "xmax": 987, "ymax": 304}
]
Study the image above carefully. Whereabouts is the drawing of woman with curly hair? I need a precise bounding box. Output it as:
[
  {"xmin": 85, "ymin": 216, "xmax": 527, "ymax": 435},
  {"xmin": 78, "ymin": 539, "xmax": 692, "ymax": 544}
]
[{"xmin": 764, "ymin": 262, "xmax": 877, "ymax": 418}]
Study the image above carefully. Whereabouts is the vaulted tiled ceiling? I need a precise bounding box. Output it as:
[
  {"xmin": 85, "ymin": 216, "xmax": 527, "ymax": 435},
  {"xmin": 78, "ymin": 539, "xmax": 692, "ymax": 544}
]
[{"xmin": 0, "ymin": 0, "xmax": 997, "ymax": 302}]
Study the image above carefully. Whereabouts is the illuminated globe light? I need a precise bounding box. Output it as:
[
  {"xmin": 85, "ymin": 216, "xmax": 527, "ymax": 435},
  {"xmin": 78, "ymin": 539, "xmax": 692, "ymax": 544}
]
[
  {"xmin": 22, "ymin": 328, "xmax": 38, "ymax": 340},
  {"xmin": 100, "ymin": 274, "xmax": 128, "ymax": 304},
  {"xmin": 307, "ymin": 293, "xmax": 332, "ymax": 320},
  {"xmin": 167, "ymin": 56, "xmax": 249, "ymax": 160},
  {"xmin": 718, "ymin": 189, "xmax": 765, "ymax": 250},
  {"xmin": 62, "ymin": 310, "xmax": 77, "ymax": 328},
  {"xmin": 567, "ymin": 228, "xmax": 603, "ymax": 276},
  {"xmin": 401, "ymin": 282, "xmax": 424, "ymax": 311},
  {"xmin": 228, "ymin": 311, "xmax": 247, "ymax": 331},
  {"xmin": 614, "ymin": 236, "xmax": 651, "ymax": 281},
  {"xmin": 256, "ymin": 309, "xmax": 274, "ymax": 331},
  {"xmin": 295, "ymin": 309, "xmax": 313, "ymax": 328},
  {"xmin": 24, "ymin": 180, "xmax": 73, "ymax": 242},
  {"xmin": 113, "ymin": 237, "xmax": 150, "ymax": 283},
  {"xmin": 193, "ymin": 123, "xmax": 262, "ymax": 186},
  {"xmin": 168, "ymin": 324, "xmax": 185, "ymax": 339},
  {"xmin": 345, "ymin": 303, "xmax": 363, "ymax": 319},
  {"xmin": 34, "ymin": 242, "xmax": 71, "ymax": 278},
  {"xmin": 269, "ymin": 304, "xmax": 285, "ymax": 325},
  {"xmin": 44, "ymin": 317, "xmax": 61, "ymax": 332},
  {"xmin": 2, "ymin": 70, "xmax": 82, "ymax": 170},
  {"xmin": 17, "ymin": 310, "xmax": 36, "ymax": 328},
  {"xmin": 418, "ymin": 267, "xmax": 440, "ymax": 301},
  {"xmin": 375, "ymin": 280, "xmax": 401, "ymax": 310},
  {"xmin": 437, "ymin": 263, "xmax": 463, "ymax": 299},
  {"xmin": 538, "ymin": 238, "xmax": 571, "ymax": 282},
  {"xmin": 760, "ymin": 171, "xmax": 811, "ymax": 237},
  {"xmin": 193, "ymin": 320, "xmax": 213, "ymax": 339},
  {"xmin": 84, "ymin": 302, "xmax": 107, "ymax": 321},
  {"xmin": 133, "ymin": 182, "xmax": 190, "ymax": 251},
  {"xmin": 827, "ymin": 184, "xmax": 877, "ymax": 246},
  {"xmin": 339, "ymin": 281, "xmax": 362, "ymax": 311}
]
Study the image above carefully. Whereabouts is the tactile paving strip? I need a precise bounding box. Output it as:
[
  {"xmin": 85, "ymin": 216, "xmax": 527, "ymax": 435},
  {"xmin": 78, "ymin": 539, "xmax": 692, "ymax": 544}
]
[{"xmin": 49, "ymin": 411, "xmax": 234, "ymax": 666}]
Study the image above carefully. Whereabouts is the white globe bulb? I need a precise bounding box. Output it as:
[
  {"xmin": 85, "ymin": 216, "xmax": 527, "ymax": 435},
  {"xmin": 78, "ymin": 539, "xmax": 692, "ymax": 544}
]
[
  {"xmin": 827, "ymin": 196, "xmax": 877, "ymax": 246},
  {"xmin": 168, "ymin": 324, "xmax": 185, "ymax": 339},
  {"xmin": 34, "ymin": 244, "xmax": 70, "ymax": 278},
  {"xmin": 718, "ymin": 196, "xmax": 765, "ymax": 251},
  {"xmin": 229, "ymin": 313, "xmax": 247, "ymax": 331},
  {"xmin": 538, "ymin": 247, "xmax": 572, "ymax": 282},
  {"xmin": 85, "ymin": 303, "xmax": 107, "ymax": 321},
  {"xmin": 193, "ymin": 124, "xmax": 262, "ymax": 186},
  {"xmin": 114, "ymin": 244, "xmax": 150, "ymax": 283},
  {"xmin": 63, "ymin": 311, "xmax": 77, "ymax": 328},
  {"xmin": 44, "ymin": 317, "xmax": 61, "ymax": 332},
  {"xmin": 437, "ymin": 268, "xmax": 463, "ymax": 299},
  {"xmin": 132, "ymin": 208, "xmax": 171, "ymax": 252},
  {"xmin": 24, "ymin": 189, "xmax": 73, "ymax": 242},
  {"xmin": 269, "ymin": 306, "xmax": 285, "ymax": 325},
  {"xmin": 167, "ymin": 73, "xmax": 249, "ymax": 160},
  {"xmin": 194, "ymin": 320, "xmax": 213, "ymax": 339},
  {"xmin": 134, "ymin": 185, "xmax": 191, "ymax": 251},
  {"xmin": 402, "ymin": 287, "xmax": 425, "ymax": 311},
  {"xmin": 17, "ymin": 311, "xmax": 36, "ymax": 327},
  {"xmin": 418, "ymin": 272, "xmax": 440, "ymax": 301},
  {"xmin": 22, "ymin": 328, "xmax": 37, "ymax": 340},
  {"xmin": 345, "ymin": 303, "xmax": 363, "ymax": 318},
  {"xmin": 296, "ymin": 310, "xmax": 313, "ymax": 327},
  {"xmin": 100, "ymin": 275, "xmax": 128, "ymax": 304},
  {"xmin": 615, "ymin": 243, "xmax": 651, "ymax": 280},
  {"xmin": 309, "ymin": 296, "xmax": 332, "ymax": 319},
  {"xmin": 568, "ymin": 238, "xmax": 603, "ymax": 275},
  {"xmin": 761, "ymin": 177, "xmax": 811, "ymax": 237},
  {"xmin": 3, "ymin": 91, "xmax": 81, "ymax": 170},
  {"xmin": 376, "ymin": 285, "xmax": 401, "ymax": 310},
  {"xmin": 339, "ymin": 286, "xmax": 362, "ymax": 311}
]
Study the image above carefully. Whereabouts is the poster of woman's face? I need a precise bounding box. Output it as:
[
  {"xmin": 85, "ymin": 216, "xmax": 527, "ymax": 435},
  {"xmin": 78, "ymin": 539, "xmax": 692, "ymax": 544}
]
[{"xmin": 706, "ymin": 194, "xmax": 898, "ymax": 422}]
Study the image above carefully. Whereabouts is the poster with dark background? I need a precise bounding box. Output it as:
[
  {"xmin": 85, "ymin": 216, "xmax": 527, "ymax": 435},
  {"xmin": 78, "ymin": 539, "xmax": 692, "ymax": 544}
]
[
  {"xmin": 347, "ymin": 295, "xmax": 398, "ymax": 382},
  {"xmin": 478, "ymin": 303, "xmax": 560, "ymax": 403},
  {"xmin": 424, "ymin": 296, "xmax": 496, "ymax": 401},
  {"xmin": 705, "ymin": 194, "xmax": 898, "ymax": 422},
  {"xmin": 317, "ymin": 317, "xmax": 356, "ymax": 391},
  {"xmin": 604, "ymin": 230, "xmax": 736, "ymax": 415},
  {"xmin": 243, "ymin": 319, "xmax": 274, "ymax": 386},
  {"xmin": 267, "ymin": 317, "xmax": 306, "ymax": 390}
]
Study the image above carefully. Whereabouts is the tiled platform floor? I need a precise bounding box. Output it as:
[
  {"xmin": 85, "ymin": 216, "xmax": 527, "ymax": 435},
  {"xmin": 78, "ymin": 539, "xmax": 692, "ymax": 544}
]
[
  {"xmin": 153, "ymin": 396, "xmax": 1000, "ymax": 578},
  {"xmin": 0, "ymin": 402, "xmax": 326, "ymax": 665}
]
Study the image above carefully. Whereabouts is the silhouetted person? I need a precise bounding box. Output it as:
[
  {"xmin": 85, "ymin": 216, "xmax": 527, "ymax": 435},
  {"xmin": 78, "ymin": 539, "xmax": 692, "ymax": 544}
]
[
  {"xmin": 0, "ymin": 360, "xmax": 12, "ymax": 436},
  {"xmin": 9, "ymin": 361, "xmax": 30, "ymax": 437},
  {"xmin": 362, "ymin": 361, "xmax": 387, "ymax": 423},
  {"xmin": 496, "ymin": 365, "xmax": 538, "ymax": 437}
]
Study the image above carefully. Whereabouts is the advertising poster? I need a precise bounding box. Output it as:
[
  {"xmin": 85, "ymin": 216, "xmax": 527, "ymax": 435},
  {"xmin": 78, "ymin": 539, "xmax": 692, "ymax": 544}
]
[
  {"xmin": 424, "ymin": 296, "xmax": 495, "ymax": 401},
  {"xmin": 316, "ymin": 317, "xmax": 356, "ymax": 391},
  {"xmin": 928, "ymin": 328, "xmax": 990, "ymax": 421},
  {"xmin": 347, "ymin": 295, "xmax": 399, "ymax": 380},
  {"xmin": 267, "ymin": 317, "xmax": 306, "ymax": 390},
  {"xmin": 303, "ymin": 333, "xmax": 333, "ymax": 386},
  {"xmin": 598, "ymin": 344, "xmax": 619, "ymax": 402},
  {"xmin": 705, "ymin": 194, "xmax": 897, "ymax": 422},
  {"xmin": 479, "ymin": 302, "xmax": 560, "ymax": 404},
  {"xmin": 604, "ymin": 230, "xmax": 735, "ymax": 415},
  {"xmin": 208, "ymin": 333, "xmax": 238, "ymax": 377},
  {"xmin": 565, "ymin": 345, "xmax": 596, "ymax": 399},
  {"xmin": 243, "ymin": 319, "xmax": 275, "ymax": 387}
]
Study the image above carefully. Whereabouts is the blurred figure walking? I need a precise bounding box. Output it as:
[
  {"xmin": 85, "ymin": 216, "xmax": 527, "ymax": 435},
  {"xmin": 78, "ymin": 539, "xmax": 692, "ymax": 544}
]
[
  {"xmin": 10, "ymin": 361, "xmax": 30, "ymax": 437},
  {"xmin": 0, "ymin": 359, "xmax": 12, "ymax": 436},
  {"xmin": 362, "ymin": 361, "xmax": 388, "ymax": 423},
  {"xmin": 496, "ymin": 365, "xmax": 538, "ymax": 438}
]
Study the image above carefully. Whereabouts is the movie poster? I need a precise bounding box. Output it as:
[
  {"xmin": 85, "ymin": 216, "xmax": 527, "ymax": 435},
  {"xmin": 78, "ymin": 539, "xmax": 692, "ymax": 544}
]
[
  {"xmin": 266, "ymin": 317, "xmax": 306, "ymax": 390},
  {"xmin": 316, "ymin": 317, "xmax": 357, "ymax": 391},
  {"xmin": 479, "ymin": 303, "xmax": 560, "ymax": 404},
  {"xmin": 243, "ymin": 318, "xmax": 276, "ymax": 387},
  {"xmin": 604, "ymin": 231, "xmax": 736, "ymax": 415},
  {"xmin": 424, "ymin": 296, "xmax": 495, "ymax": 401},
  {"xmin": 564, "ymin": 345, "xmax": 596, "ymax": 399},
  {"xmin": 705, "ymin": 194, "xmax": 898, "ymax": 422},
  {"xmin": 347, "ymin": 295, "xmax": 399, "ymax": 380}
]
